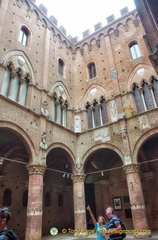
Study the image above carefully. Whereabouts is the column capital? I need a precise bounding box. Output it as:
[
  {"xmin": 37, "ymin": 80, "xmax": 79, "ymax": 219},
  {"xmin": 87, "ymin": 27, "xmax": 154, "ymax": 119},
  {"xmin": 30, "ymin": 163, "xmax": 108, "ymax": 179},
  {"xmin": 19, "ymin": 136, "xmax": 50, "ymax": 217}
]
[
  {"xmin": 123, "ymin": 164, "xmax": 140, "ymax": 175},
  {"xmin": 71, "ymin": 174, "xmax": 86, "ymax": 183},
  {"xmin": 27, "ymin": 164, "xmax": 47, "ymax": 175}
]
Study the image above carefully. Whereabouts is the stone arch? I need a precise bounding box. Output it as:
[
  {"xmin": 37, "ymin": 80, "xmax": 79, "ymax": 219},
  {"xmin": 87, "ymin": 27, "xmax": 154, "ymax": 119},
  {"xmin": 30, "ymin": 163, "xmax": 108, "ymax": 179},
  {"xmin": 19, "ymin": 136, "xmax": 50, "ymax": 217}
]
[
  {"xmin": 46, "ymin": 142, "xmax": 76, "ymax": 173},
  {"xmin": 56, "ymin": 33, "xmax": 62, "ymax": 42},
  {"xmin": 98, "ymin": 33, "xmax": 105, "ymax": 39},
  {"xmin": 0, "ymin": 121, "xmax": 36, "ymax": 163},
  {"xmin": 107, "ymin": 27, "xmax": 114, "ymax": 35},
  {"xmin": 19, "ymin": 23, "xmax": 32, "ymax": 36},
  {"xmin": 25, "ymin": 0, "xmax": 31, "ymax": 10},
  {"xmin": 32, "ymin": 9, "xmax": 40, "ymax": 19},
  {"xmin": 43, "ymin": 143, "xmax": 75, "ymax": 234},
  {"xmin": 41, "ymin": 18, "xmax": 47, "ymax": 28},
  {"xmin": 74, "ymin": 46, "xmax": 81, "ymax": 54},
  {"xmin": 81, "ymin": 84, "xmax": 110, "ymax": 108},
  {"xmin": 82, "ymin": 42, "xmax": 89, "ymax": 48},
  {"xmin": 50, "ymin": 27, "xmax": 55, "ymax": 36},
  {"xmin": 127, "ymin": 63, "xmax": 157, "ymax": 91},
  {"xmin": 1, "ymin": 50, "xmax": 36, "ymax": 84},
  {"xmin": 132, "ymin": 128, "xmax": 158, "ymax": 164},
  {"xmin": 82, "ymin": 143, "xmax": 124, "ymax": 171},
  {"xmin": 126, "ymin": 17, "xmax": 133, "ymax": 24},
  {"xmin": 116, "ymin": 22, "xmax": 124, "ymax": 29},
  {"xmin": 51, "ymin": 81, "xmax": 72, "ymax": 107},
  {"xmin": 62, "ymin": 40, "xmax": 68, "ymax": 49},
  {"xmin": 149, "ymin": 75, "xmax": 158, "ymax": 83},
  {"xmin": 89, "ymin": 38, "xmax": 96, "ymax": 44}
]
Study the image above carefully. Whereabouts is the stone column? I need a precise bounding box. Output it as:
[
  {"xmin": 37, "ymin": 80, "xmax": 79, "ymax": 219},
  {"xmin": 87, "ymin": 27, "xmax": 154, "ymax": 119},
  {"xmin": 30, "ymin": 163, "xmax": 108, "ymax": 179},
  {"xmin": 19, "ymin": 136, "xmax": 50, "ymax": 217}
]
[
  {"xmin": 99, "ymin": 180, "xmax": 110, "ymax": 214},
  {"xmin": 9, "ymin": 72, "xmax": 19, "ymax": 101},
  {"xmin": 1, "ymin": 68, "xmax": 10, "ymax": 96},
  {"xmin": 25, "ymin": 164, "xmax": 46, "ymax": 240},
  {"xmin": 124, "ymin": 164, "xmax": 151, "ymax": 238},
  {"xmin": 71, "ymin": 174, "xmax": 86, "ymax": 233},
  {"xmin": 143, "ymin": 171, "xmax": 158, "ymax": 229}
]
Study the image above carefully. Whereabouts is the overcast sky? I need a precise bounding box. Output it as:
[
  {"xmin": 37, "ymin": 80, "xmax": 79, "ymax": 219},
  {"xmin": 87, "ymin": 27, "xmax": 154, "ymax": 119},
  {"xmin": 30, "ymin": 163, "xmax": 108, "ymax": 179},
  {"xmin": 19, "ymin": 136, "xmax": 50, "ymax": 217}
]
[{"xmin": 36, "ymin": 0, "xmax": 136, "ymax": 39}]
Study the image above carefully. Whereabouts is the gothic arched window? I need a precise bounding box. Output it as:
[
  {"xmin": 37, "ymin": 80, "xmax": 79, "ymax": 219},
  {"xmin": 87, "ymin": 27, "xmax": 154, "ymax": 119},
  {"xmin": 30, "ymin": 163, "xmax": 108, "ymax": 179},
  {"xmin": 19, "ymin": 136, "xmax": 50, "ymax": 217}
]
[
  {"xmin": 86, "ymin": 102, "xmax": 93, "ymax": 129},
  {"xmin": 19, "ymin": 26, "xmax": 30, "ymax": 46},
  {"xmin": 151, "ymin": 77, "xmax": 158, "ymax": 106},
  {"xmin": 100, "ymin": 96, "xmax": 108, "ymax": 124},
  {"xmin": 88, "ymin": 62, "xmax": 96, "ymax": 79},
  {"xmin": 3, "ymin": 189, "xmax": 12, "ymax": 206},
  {"xmin": 45, "ymin": 192, "xmax": 51, "ymax": 207},
  {"xmin": 1, "ymin": 63, "xmax": 30, "ymax": 106},
  {"xmin": 58, "ymin": 193, "xmax": 63, "ymax": 207},
  {"xmin": 52, "ymin": 91, "xmax": 68, "ymax": 127},
  {"xmin": 142, "ymin": 81, "xmax": 155, "ymax": 110},
  {"xmin": 93, "ymin": 99, "xmax": 101, "ymax": 127},
  {"xmin": 23, "ymin": 191, "xmax": 28, "ymax": 207},
  {"xmin": 86, "ymin": 97, "xmax": 108, "ymax": 129},
  {"xmin": 129, "ymin": 42, "xmax": 141, "ymax": 60},
  {"xmin": 58, "ymin": 58, "xmax": 64, "ymax": 76},
  {"xmin": 133, "ymin": 83, "xmax": 145, "ymax": 113}
]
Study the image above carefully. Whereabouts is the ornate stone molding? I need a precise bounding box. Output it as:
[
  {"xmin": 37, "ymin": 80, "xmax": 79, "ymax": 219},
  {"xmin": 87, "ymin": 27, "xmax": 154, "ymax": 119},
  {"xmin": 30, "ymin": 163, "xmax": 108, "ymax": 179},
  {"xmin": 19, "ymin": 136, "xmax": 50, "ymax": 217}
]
[
  {"xmin": 143, "ymin": 171, "xmax": 155, "ymax": 180},
  {"xmin": 75, "ymin": 157, "xmax": 83, "ymax": 173},
  {"xmin": 27, "ymin": 164, "xmax": 47, "ymax": 175},
  {"xmin": 97, "ymin": 180, "xmax": 109, "ymax": 186},
  {"xmin": 71, "ymin": 174, "xmax": 86, "ymax": 183},
  {"xmin": 123, "ymin": 164, "xmax": 140, "ymax": 175}
]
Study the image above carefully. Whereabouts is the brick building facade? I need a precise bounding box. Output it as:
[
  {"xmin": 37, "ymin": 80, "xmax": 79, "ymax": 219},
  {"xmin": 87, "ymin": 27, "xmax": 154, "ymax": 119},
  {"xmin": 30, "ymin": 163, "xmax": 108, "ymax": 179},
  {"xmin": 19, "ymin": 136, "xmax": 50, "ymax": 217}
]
[
  {"xmin": 0, "ymin": 0, "xmax": 158, "ymax": 239},
  {"xmin": 134, "ymin": 0, "xmax": 158, "ymax": 74}
]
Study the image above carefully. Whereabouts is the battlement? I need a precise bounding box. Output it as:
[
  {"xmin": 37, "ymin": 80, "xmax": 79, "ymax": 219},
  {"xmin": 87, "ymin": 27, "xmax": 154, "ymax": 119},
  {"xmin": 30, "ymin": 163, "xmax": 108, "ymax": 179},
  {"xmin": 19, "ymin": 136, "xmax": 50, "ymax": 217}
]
[{"xmin": 34, "ymin": 1, "xmax": 134, "ymax": 42}]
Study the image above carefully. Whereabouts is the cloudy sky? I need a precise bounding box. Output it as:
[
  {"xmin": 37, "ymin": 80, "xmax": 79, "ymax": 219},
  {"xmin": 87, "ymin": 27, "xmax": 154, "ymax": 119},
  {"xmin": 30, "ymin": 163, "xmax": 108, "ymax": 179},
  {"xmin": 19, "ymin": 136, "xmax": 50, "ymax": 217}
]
[{"xmin": 36, "ymin": 0, "xmax": 136, "ymax": 39}]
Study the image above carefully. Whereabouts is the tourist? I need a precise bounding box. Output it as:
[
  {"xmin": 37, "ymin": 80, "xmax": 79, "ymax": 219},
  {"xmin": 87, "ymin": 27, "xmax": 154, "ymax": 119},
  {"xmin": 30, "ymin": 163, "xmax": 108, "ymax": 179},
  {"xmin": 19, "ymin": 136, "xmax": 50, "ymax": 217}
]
[
  {"xmin": 87, "ymin": 205, "xmax": 106, "ymax": 240},
  {"xmin": 0, "ymin": 208, "xmax": 19, "ymax": 240}
]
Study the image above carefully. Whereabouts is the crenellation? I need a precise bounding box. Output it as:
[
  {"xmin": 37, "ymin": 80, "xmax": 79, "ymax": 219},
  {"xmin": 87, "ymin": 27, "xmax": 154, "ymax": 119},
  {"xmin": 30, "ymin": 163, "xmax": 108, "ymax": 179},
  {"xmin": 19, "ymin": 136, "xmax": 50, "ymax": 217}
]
[
  {"xmin": 82, "ymin": 29, "xmax": 91, "ymax": 38},
  {"xmin": 0, "ymin": 1, "xmax": 158, "ymax": 239},
  {"xmin": 72, "ymin": 36, "xmax": 79, "ymax": 44},
  {"xmin": 18, "ymin": 0, "xmax": 137, "ymax": 43},
  {"xmin": 49, "ymin": 15, "xmax": 58, "ymax": 26},
  {"xmin": 39, "ymin": 4, "xmax": 48, "ymax": 16},
  {"xmin": 59, "ymin": 26, "xmax": 67, "ymax": 36},
  {"xmin": 106, "ymin": 14, "xmax": 115, "ymax": 24},
  {"xmin": 94, "ymin": 22, "xmax": 103, "ymax": 31},
  {"xmin": 67, "ymin": 35, "xmax": 73, "ymax": 42},
  {"xmin": 120, "ymin": 6, "xmax": 129, "ymax": 16}
]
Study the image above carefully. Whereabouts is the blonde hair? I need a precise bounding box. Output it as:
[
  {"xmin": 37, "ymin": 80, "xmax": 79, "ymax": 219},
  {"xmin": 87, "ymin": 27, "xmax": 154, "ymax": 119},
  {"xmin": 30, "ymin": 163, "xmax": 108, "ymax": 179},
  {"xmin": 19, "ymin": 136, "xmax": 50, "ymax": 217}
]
[{"xmin": 98, "ymin": 215, "xmax": 105, "ymax": 224}]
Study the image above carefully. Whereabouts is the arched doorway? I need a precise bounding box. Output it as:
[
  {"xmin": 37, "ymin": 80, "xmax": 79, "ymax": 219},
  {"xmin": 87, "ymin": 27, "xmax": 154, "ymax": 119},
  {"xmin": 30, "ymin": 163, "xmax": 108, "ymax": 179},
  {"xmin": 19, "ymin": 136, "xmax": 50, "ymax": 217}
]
[
  {"xmin": 84, "ymin": 148, "xmax": 133, "ymax": 229},
  {"xmin": 0, "ymin": 127, "xmax": 30, "ymax": 239},
  {"xmin": 137, "ymin": 133, "xmax": 158, "ymax": 230},
  {"xmin": 42, "ymin": 147, "xmax": 74, "ymax": 235}
]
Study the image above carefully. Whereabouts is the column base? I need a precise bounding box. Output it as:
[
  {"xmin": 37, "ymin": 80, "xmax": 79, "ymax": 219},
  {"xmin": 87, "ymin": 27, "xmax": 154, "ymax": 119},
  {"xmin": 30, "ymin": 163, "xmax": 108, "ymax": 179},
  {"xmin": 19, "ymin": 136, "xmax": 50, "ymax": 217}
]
[
  {"xmin": 134, "ymin": 233, "xmax": 152, "ymax": 239},
  {"xmin": 74, "ymin": 232, "xmax": 89, "ymax": 238}
]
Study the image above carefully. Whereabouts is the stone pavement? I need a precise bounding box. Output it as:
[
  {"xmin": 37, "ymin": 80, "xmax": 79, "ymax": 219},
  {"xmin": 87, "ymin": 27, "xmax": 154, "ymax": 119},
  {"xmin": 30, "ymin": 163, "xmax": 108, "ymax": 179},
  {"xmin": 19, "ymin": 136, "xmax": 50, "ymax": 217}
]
[{"xmin": 42, "ymin": 230, "xmax": 158, "ymax": 240}]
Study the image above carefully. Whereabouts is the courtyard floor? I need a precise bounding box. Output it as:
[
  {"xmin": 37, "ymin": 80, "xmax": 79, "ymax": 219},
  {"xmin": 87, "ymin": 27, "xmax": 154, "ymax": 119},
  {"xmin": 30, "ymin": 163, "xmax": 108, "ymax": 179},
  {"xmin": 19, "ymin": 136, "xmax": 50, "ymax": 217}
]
[{"xmin": 42, "ymin": 230, "xmax": 158, "ymax": 240}]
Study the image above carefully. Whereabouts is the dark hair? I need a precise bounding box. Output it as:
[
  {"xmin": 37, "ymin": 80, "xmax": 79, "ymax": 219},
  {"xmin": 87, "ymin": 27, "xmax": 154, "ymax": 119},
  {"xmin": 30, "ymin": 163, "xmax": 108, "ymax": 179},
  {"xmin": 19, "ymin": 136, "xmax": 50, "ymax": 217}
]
[
  {"xmin": 0, "ymin": 208, "xmax": 11, "ymax": 224},
  {"xmin": 107, "ymin": 207, "xmax": 114, "ymax": 214}
]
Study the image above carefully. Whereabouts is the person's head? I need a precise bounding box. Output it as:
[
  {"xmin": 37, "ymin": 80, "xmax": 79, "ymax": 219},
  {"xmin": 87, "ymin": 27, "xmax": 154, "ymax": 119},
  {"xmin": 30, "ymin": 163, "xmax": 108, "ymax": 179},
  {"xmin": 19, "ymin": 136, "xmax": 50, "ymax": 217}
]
[
  {"xmin": 105, "ymin": 207, "xmax": 114, "ymax": 218},
  {"xmin": 98, "ymin": 215, "xmax": 105, "ymax": 225},
  {"xmin": 0, "ymin": 208, "xmax": 11, "ymax": 231}
]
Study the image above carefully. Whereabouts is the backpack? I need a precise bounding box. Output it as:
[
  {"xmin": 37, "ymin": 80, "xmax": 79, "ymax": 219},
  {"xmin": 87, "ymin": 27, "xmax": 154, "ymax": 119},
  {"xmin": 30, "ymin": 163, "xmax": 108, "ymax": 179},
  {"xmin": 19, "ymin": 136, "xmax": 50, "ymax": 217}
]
[
  {"xmin": 120, "ymin": 220, "xmax": 126, "ymax": 239},
  {"xmin": 0, "ymin": 229, "xmax": 19, "ymax": 240}
]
